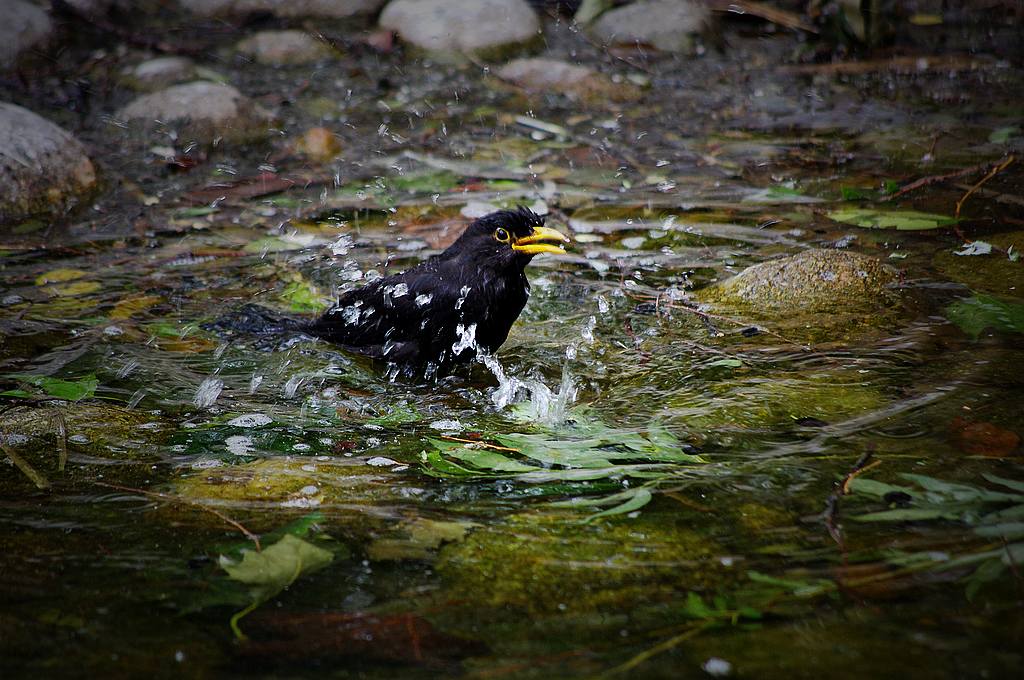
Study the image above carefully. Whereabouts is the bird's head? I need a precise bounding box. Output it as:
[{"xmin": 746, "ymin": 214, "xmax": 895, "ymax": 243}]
[{"xmin": 447, "ymin": 207, "xmax": 570, "ymax": 271}]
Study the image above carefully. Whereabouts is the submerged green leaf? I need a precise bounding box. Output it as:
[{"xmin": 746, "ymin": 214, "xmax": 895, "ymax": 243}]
[
  {"xmin": 946, "ymin": 295, "xmax": 1024, "ymax": 338},
  {"xmin": 828, "ymin": 208, "xmax": 957, "ymax": 230},
  {"xmin": 280, "ymin": 278, "xmax": 329, "ymax": 313},
  {"xmin": 6, "ymin": 374, "xmax": 98, "ymax": 401},
  {"xmin": 220, "ymin": 533, "xmax": 333, "ymax": 598},
  {"xmin": 583, "ymin": 487, "xmax": 653, "ymax": 522}
]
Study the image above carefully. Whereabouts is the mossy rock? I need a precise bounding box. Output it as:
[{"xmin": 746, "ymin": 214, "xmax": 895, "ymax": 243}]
[
  {"xmin": 436, "ymin": 509, "xmax": 725, "ymax": 615},
  {"xmin": 173, "ymin": 456, "xmax": 415, "ymax": 508},
  {"xmin": 0, "ymin": 403, "xmax": 161, "ymax": 462},
  {"xmin": 932, "ymin": 230, "xmax": 1024, "ymax": 297},
  {"xmin": 697, "ymin": 249, "xmax": 902, "ymax": 343}
]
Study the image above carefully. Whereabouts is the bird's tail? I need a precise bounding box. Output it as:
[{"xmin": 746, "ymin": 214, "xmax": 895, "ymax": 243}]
[{"xmin": 203, "ymin": 303, "xmax": 309, "ymax": 337}]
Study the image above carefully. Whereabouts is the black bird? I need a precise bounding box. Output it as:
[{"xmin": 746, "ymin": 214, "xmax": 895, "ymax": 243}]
[{"xmin": 278, "ymin": 207, "xmax": 568, "ymax": 374}]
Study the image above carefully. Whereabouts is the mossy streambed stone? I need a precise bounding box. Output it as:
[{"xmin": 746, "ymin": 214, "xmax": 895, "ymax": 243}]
[
  {"xmin": 173, "ymin": 456, "xmax": 420, "ymax": 509},
  {"xmin": 0, "ymin": 103, "xmax": 98, "ymax": 225},
  {"xmin": 0, "ymin": 402, "xmax": 163, "ymax": 486},
  {"xmin": 698, "ymin": 249, "xmax": 902, "ymax": 342},
  {"xmin": 436, "ymin": 510, "xmax": 726, "ymax": 615},
  {"xmin": 117, "ymin": 81, "xmax": 274, "ymax": 144},
  {"xmin": 667, "ymin": 374, "xmax": 888, "ymax": 439}
]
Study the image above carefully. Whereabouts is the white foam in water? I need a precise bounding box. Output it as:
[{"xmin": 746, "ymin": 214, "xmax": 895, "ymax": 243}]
[
  {"xmin": 193, "ymin": 377, "xmax": 223, "ymax": 408},
  {"xmin": 429, "ymin": 419, "xmax": 462, "ymax": 432},
  {"xmin": 227, "ymin": 413, "xmax": 272, "ymax": 428},
  {"xmin": 225, "ymin": 435, "xmax": 254, "ymax": 455}
]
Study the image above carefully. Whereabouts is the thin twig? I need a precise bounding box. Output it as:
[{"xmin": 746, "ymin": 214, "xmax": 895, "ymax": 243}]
[
  {"xmin": 664, "ymin": 300, "xmax": 811, "ymax": 350},
  {"xmin": 94, "ymin": 481, "xmax": 261, "ymax": 550},
  {"xmin": 824, "ymin": 450, "xmax": 878, "ymax": 550},
  {"xmin": 440, "ymin": 435, "xmax": 520, "ymax": 453},
  {"xmin": 601, "ymin": 623, "xmax": 713, "ymax": 677},
  {"xmin": 0, "ymin": 430, "xmax": 50, "ymax": 490},
  {"xmin": 882, "ymin": 159, "xmax": 995, "ymax": 201},
  {"xmin": 955, "ymin": 155, "xmax": 1015, "ymax": 219},
  {"xmin": 840, "ymin": 459, "xmax": 881, "ymax": 495},
  {"xmin": 49, "ymin": 410, "xmax": 68, "ymax": 472}
]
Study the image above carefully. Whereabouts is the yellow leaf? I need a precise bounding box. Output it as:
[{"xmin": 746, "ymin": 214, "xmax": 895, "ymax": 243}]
[
  {"xmin": 51, "ymin": 281, "xmax": 102, "ymax": 297},
  {"xmin": 110, "ymin": 295, "xmax": 162, "ymax": 320},
  {"xmin": 36, "ymin": 268, "xmax": 87, "ymax": 285}
]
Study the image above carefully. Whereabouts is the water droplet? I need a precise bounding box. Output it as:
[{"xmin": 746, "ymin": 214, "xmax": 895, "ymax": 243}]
[{"xmin": 193, "ymin": 378, "xmax": 223, "ymax": 408}]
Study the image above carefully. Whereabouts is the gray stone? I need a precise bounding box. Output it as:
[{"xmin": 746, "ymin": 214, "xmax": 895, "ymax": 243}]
[
  {"xmin": 497, "ymin": 57, "xmax": 642, "ymax": 103},
  {"xmin": 590, "ymin": 0, "xmax": 710, "ymax": 53},
  {"xmin": 380, "ymin": 0, "xmax": 539, "ymax": 57},
  {"xmin": 701, "ymin": 249, "xmax": 899, "ymax": 312},
  {"xmin": 0, "ymin": 103, "xmax": 97, "ymax": 224},
  {"xmin": 117, "ymin": 81, "xmax": 274, "ymax": 144},
  {"xmin": 122, "ymin": 56, "xmax": 199, "ymax": 91},
  {"xmin": 178, "ymin": 0, "xmax": 386, "ymax": 17},
  {"xmin": 236, "ymin": 30, "xmax": 335, "ymax": 65},
  {"xmin": 0, "ymin": 0, "xmax": 52, "ymax": 68}
]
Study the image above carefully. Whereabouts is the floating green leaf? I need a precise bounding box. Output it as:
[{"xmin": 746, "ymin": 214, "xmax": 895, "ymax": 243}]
[
  {"xmin": 705, "ymin": 358, "xmax": 743, "ymax": 369},
  {"xmin": 828, "ymin": 208, "xmax": 957, "ymax": 230}
]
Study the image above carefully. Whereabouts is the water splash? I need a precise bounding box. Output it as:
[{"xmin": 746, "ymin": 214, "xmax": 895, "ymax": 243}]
[
  {"xmin": 481, "ymin": 353, "xmax": 578, "ymax": 426},
  {"xmin": 193, "ymin": 377, "xmax": 224, "ymax": 408}
]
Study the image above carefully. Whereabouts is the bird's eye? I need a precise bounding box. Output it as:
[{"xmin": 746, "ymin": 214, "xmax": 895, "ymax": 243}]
[{"xmin": 494, "ymin": 227, "xmax": 511, "ymax": 243}]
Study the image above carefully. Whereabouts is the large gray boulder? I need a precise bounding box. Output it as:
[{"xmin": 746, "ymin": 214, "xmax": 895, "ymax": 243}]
[
  {"xmin": 590, "ymin": 0, "xmax": 710, "ymax": 53},
  {"xmin": 380, "ymin": 0, "xmax": 539, "ymax": 58},
  {"xmin": 178, "ymin": 0, "xmax": 386, "ymax": 17},
  {"xmin": 0, "ymin": 0, "xmax": 52, "ymax": 68},
  {"xmin": 0, "ymin": 103, "xmax": 97, "ymax": 224},
  {"xmin": 236, "ymin": 30, "xmax": 336, "ymax": 65},
  {"xmin": 117, "ymin": 81, "xmax": 274, "ymax": 144}
]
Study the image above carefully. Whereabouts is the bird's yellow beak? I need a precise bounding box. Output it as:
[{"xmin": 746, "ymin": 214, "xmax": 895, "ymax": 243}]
[{"xmin": 511, "ymin": 226, "xmax": 570, "ymax": 255}]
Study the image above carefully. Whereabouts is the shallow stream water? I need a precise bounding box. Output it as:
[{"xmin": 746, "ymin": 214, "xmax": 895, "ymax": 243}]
[{"xmin": 2, "ymin": 12, "xmax": 1023, "ymax": 679}]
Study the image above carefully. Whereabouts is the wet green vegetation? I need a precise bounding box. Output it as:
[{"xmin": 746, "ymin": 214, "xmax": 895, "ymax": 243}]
[{"xmin": 3, "ymin": 5, "xmax": 1024, "ymax": 679}]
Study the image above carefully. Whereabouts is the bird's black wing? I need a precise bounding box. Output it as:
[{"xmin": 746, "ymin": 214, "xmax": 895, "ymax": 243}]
[{"xmin": 304, "ymin": 258, "xmax": 473, "ymax": 365}]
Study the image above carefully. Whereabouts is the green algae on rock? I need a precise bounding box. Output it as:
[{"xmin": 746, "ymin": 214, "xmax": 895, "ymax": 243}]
[
  {"xmin": 436, "ymin": 510, "xmax": 726, "ymax": 615},
  {"xmin": 701, "ymin": 249, "xmax": 899, "ymax": 312},
  {"xmin": 697, "ymin": 249, "xmax": 902, "ymax": 342}
]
